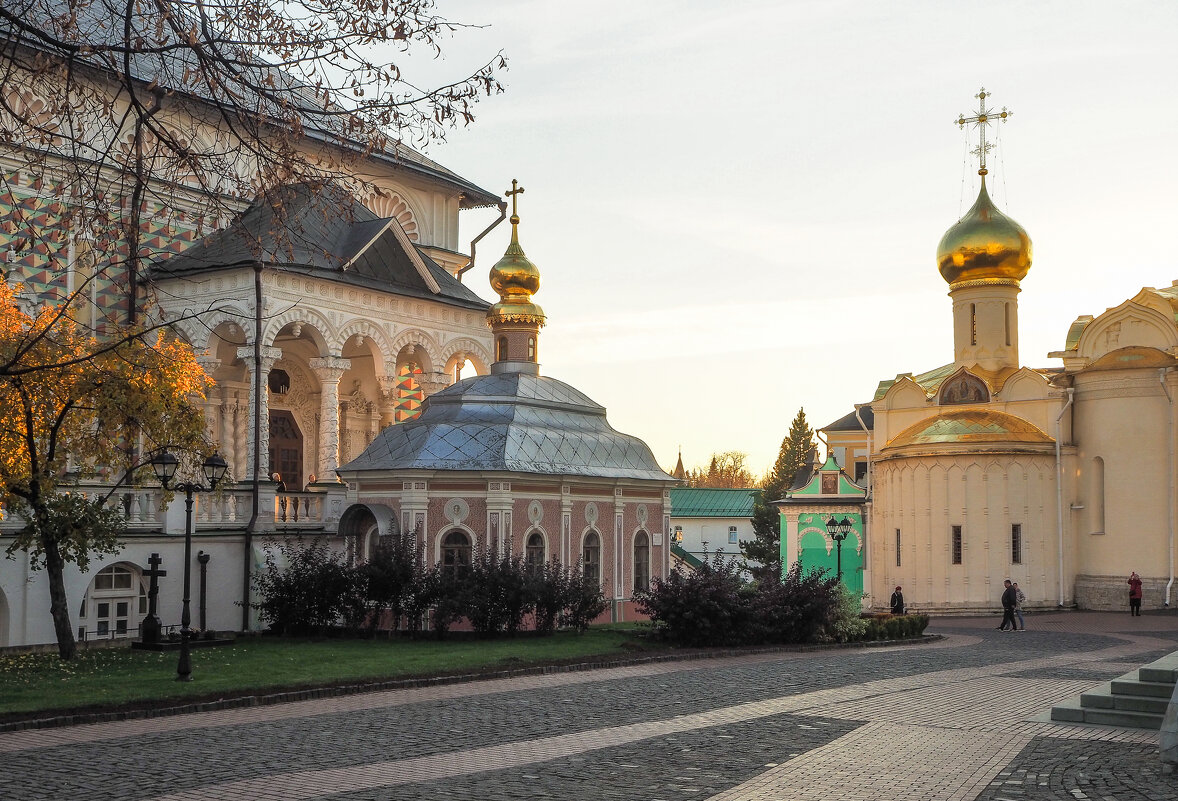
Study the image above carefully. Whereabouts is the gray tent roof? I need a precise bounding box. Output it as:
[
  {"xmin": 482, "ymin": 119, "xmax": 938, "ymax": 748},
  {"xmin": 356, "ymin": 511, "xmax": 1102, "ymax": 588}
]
[
  {"xmin": 340, "ymin": 372, "xmax": 672, "ymax": 481},
  {"xmin": 151, "ymin": 182, "xmax": 489, "ymax": 310}
]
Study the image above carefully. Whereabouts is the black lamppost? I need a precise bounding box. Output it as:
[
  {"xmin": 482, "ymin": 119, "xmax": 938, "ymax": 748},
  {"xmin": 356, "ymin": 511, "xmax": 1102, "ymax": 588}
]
[
  {"xmin": 825, "ymin": 516, "xmax": 853, "ymax": 582},
  {"xmin": 151, "ymin": 449, "xmax": 228, "ymax": 681}
]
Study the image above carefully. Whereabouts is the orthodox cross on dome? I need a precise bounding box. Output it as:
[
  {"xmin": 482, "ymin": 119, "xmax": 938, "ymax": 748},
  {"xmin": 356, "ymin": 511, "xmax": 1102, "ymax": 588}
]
[
  {"xmin": 506, "ymin": 179, "xmax": 525, "ymax": 222},
  {"xmin": 955, "ymin": 87, "xmax": 1012, "ymax": 176}
]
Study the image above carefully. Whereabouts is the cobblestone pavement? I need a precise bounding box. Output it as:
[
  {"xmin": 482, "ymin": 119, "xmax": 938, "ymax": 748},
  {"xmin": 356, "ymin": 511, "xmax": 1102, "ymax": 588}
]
[{"xmin": 2, "ymin": 612, "xmax": 1177, "ymax": 800}]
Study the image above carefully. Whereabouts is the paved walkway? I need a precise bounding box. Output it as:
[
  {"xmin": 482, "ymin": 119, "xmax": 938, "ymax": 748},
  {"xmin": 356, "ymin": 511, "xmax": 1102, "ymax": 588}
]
[{"xmin": 2, "ymin": 612, "xmax": 1177, "ymax": 800}]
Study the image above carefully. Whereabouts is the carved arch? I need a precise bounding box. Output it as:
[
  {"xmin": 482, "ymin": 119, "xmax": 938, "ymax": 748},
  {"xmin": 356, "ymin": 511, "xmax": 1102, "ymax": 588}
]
[
  {"xmin": 172, "ymin": 304, "xmax": 252, "ymax": 352},
  {"xmin": 938, "ymin": 368, "xmax": 990, "ymax": 406},
  {"xmin": 882, "ymin": 375, "xmax": 930, "ymax": 410},
  {"xmin": 262, "ymin": 306, "xmax": 335, "ymax": 353},
  {"xmin": 390, "ymin": 328, "xmax": 441, "ymax": 372},
  {"xmin": 440, "ymin": 337, "xmax": 493, "ymax": 375},
  {"xmin": 1076, "ymin": 300, "xmax": 1178, "ymax": 362},
  {"xmin": 335, "ymin": 319, "xmax": 396, "ymax": 362},
  {"xmin": 361, "ymin": 191, "xmax": 421, "ymax": 243}
]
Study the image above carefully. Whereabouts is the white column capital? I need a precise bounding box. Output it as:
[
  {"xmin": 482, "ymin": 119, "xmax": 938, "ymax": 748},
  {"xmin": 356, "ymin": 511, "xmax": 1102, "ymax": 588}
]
[
  {"xmin": 237, "ymin": 346, "xmax": 282, "ymax": 373},
  {"xmin": 309, "ymin": 356, "xmax": 352, "ymax": 382}
]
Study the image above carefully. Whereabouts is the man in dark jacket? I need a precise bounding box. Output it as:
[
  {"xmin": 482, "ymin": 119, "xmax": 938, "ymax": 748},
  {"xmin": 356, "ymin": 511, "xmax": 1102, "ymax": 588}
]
[{"xmin": 999, "ymin": 579, "xmax": 1018, "ymax": 631}]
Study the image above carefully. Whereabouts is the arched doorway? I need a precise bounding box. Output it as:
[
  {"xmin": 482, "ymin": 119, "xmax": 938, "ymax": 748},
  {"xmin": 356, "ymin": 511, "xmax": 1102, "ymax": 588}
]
[
  {"xmin": 80, "ymin": 563, "xmax": 147, "ymax": 640},
  {"xmin": 269, "ymin": 410, "xmax": 303, "ymax": 490}
]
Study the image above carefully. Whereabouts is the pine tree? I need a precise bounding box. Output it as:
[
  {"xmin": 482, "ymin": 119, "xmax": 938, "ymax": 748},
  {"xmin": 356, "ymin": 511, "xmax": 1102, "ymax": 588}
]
[{"xmin": 742, "ymin": 409, "xmax": 815, "ymax": 575}]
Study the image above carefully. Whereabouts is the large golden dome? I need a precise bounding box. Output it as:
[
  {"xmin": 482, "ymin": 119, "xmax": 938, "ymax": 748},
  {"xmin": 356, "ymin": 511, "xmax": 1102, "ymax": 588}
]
[
  {"xmin": 488, "ymin": 213, "xmax": 545, "ymax": 324},
  {"xmin": 936, "ymin": 177, "xmax": 1032, "ymax": 286}
]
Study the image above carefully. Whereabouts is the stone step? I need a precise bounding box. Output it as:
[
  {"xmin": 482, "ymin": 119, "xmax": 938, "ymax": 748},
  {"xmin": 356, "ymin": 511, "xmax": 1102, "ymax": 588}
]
[
  {"xmin": 1139, "ymin": 664, "xmax": 1178, "ymax": 684},
  {"xmin": 1078, "ymin": 707, "xmax": 1164, "ymax": 730},
  {"xmin": 1111, "ymin": 678, "xmax": 1175, "ymax": 698}
]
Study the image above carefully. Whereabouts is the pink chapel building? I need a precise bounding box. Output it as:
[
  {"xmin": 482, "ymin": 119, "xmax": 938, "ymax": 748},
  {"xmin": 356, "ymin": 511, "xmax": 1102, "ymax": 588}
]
[{"xmin": 335, "ymin": 190, "xmax": 675, "ymax": 621}]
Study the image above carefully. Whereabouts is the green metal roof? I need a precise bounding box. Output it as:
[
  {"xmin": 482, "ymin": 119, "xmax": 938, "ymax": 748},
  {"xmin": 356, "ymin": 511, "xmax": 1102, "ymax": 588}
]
[{"xmin": 670, "ymin": 488, "xmax": 757, "ymax": 517}]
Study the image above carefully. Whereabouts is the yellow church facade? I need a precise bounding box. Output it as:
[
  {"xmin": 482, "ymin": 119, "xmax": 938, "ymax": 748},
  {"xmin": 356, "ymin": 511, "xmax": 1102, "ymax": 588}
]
[{"xmin": 841, "ymin": 91, "xmax": 1178, "ymax": 613}]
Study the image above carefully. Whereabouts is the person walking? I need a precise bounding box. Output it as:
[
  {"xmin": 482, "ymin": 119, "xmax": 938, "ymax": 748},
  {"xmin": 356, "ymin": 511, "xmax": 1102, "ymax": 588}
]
[
  {"xmin": 1012, "ymin": 582, "xmax": 1026, "ymax": 630},
  {"xmin": 1128, "ymin": 572, "xmax": 1143, "ymax": 616},
  {"xmin": 890, "ymin": 586, "xmax": 905, "ymax": 615},
  {"xmin": 998, "ymin": 579, "xmax": 1018, "ymax": 631}
]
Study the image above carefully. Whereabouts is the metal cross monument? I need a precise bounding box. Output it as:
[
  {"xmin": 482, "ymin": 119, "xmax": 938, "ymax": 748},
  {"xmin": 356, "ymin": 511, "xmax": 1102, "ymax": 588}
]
[{"xmin": 956, "ymin": 87, "xmax": 1012, "ymax": 176}]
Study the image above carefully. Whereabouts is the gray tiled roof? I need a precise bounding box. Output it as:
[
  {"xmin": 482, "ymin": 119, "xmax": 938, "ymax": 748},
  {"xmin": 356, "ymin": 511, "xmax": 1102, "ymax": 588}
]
[
  {"xmin": 340, "ymin": 373, "xmax": 672, "ymax": 481},
  {"xmin": 5, "ymin": 0, "xmax": 499, "ymax": 207},
  {"xmin": 151, "ymin": 182, "xmax": 489, "ymax": 309}
]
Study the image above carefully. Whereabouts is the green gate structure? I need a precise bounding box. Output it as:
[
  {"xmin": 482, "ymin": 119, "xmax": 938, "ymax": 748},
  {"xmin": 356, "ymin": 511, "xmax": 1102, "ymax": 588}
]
[{"xmin": 771, "ymin": 455, "xmax": 867, "ymax": 595}]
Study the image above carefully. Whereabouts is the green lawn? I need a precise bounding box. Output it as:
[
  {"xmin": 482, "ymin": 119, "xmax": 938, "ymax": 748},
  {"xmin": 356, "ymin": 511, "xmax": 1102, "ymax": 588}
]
[{"xmin": 0, "ymin": 625, "xmax": 659, "ymax": 720}]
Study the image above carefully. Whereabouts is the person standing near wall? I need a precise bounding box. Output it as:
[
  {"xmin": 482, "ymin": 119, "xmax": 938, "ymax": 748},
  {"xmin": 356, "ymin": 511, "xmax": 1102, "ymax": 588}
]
[
  {"xmin": 890, "ymin": 586, "xmax": 905, "ymax": 615},
  {"xmin": 1128, "ymin": 572, "xmax": 1143, "ymax": 616},
  {"xmin": 998, "ymin": 579, "xmax": 1017, "ymax": 631},
  {"xmin": 1012, "ymin": 582, "xmax": 1026, "ymax": 631}
]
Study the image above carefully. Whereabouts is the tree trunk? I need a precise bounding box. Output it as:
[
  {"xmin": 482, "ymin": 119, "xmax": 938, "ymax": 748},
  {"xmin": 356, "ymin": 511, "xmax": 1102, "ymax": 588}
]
[{"xmin": 43, "ymin": 536, "xmax": 78, "ymax": 660}]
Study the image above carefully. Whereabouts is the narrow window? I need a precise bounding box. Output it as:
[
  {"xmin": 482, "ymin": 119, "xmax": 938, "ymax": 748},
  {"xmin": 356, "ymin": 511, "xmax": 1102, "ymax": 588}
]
[
  {"xmin": 673, "ymin": 526, "xmax": 683, "ymax": 543},
  {"xmin": 583, "ymin": 531, "xmax": 601, "ymax": 585},
  {"xmin": 528, "ymin": 336, "xmax": 536, "ymax": 361},
  {"xmin": 441, "ymin": 530, "xmax": 472, "ymax": 574},
  {"xmin": 951, "ymin": 525, "xmax": 963, "ymax": 565},
  {"xmin": 728, "ymin": 525, "xmax": 738, "ymax": 545},
  {"xmin": 496, "ymin": 336, "xmax": 508, "ymax": 361},
  {"xmin": 970, "ymin": 303, "xmax": 977, "ymax": 346},
  {"xmin": 1011, "ymin": 523, "xmax": 1023, "ymax": 564},
  {"xmin": 633, "ymin": 531, "xmax": 650, "ymax": 593},
  {"xmin": 1004, "ymin": 303, "xmax": 1012, "ymax": 347},
  {"xmin": 526, "ymin": 531, "xmax": 545, "ymax": 573},
  {"xmin": 895, "ymin": 528, "xmax": 902, "ymax": 567},
  {"xmin": 1092, "ymin": 456, "xmax": 1105, "ymax": 534}
]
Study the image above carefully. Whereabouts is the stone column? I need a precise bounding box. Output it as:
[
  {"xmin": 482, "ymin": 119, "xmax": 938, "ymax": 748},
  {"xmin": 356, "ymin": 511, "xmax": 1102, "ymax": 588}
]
[
  {"xmin": 452, "ymin": 351, "xmax": 466, "ymax": 383},
  {"xmin": 231, "ymin": 388, "xmax": 247, "ymax": 480},
  {"xmin": 196, "ymin": 356, "xmax": 221, "ymax": 444},
  {"xmin": 309, "ymin": 356, "xmax": 351, "ymax": 480},
  {"xmin": 377, "ymin": 362, "xmax": 400, "ymax": 427},
  {"xmin": 416, "ymin": 371, "xmax": 452, "ymax": 396},
  {"xmin": 236, "ymin": 346, "xmax": 282, "ymax": 481}
]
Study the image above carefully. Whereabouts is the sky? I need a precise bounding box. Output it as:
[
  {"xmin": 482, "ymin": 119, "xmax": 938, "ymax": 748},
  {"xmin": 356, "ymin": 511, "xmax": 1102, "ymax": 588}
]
[{"xmin": 393, "ymin": 0, "xmax": 1178, "ymax": 476}]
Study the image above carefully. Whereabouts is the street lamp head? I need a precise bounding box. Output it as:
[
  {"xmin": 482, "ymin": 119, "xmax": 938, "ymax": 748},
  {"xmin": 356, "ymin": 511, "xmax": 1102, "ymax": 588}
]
[
  {"xmin": 151, "ymin": 449, "xmax": 179, "ymax": 488},
  {"xmin": 825, "ymin": 517, "xmax": 840, "ymax": 536},
  {"xmin": 839, "ymin": 517, "xmax": 853, "ymax": 534},
  {"xmin": 202, "ymin": 451, "xmax": 229, "ymax": 489}
]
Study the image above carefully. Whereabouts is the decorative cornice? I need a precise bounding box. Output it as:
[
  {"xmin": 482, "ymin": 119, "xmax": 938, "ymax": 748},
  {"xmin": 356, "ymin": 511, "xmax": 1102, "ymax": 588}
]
[{"xmin": 949, "ymin": 277, "xmax": 1021, "ymax": 291}]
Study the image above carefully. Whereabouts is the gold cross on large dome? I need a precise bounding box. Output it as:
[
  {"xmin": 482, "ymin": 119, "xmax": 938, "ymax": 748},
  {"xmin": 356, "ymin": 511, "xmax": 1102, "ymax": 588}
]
[
  {"xmin": 955, "ymin": 88, "xmax": 1012, "ymax": 176},
  {"xmin": 506, "ymin": 179, "xmax": 525, "ymax": 222}
]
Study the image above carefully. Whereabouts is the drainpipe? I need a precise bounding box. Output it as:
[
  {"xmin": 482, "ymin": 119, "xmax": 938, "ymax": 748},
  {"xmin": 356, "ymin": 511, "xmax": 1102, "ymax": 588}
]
[
  {"xmin": 1160, "ymin": 369, "xmax": 1175, "ymax": 606},
  {"xmin": 854, "ymin": 403, "xmax": 872, "ymax": 499},
  {"xmin": 242, "ymin": 263, "xmax": 263, "ymax": 631},
  {"xmin": 457, "ymin": 201, "xmax": 508, "ymax": 282},
  {"xmin": 854, "ymin": 403, "xmax": 872, "ymax": 608},
  {"xmin": 1055, "ymin": 386, "xmax": 1075, "ymax": 607}
]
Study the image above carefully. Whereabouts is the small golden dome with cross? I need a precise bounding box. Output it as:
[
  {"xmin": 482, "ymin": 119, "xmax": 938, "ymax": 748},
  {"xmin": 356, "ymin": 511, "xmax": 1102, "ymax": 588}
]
[{"xmin": 488, "ymin": 179, "xmax": 545, "ymax": 324}]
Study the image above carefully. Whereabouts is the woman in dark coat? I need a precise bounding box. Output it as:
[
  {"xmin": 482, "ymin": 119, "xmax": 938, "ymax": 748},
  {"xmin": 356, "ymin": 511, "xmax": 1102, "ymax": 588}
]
[{"xmin": 890, "ymin": 586, "xmax": 905, "ymax": 615}]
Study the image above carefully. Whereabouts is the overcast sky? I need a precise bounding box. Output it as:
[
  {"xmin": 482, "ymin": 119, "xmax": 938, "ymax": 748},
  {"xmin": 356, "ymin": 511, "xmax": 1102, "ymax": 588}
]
[{"xmin": 398, "ymin": 0, "xmax": 1177, "ymax": 476}]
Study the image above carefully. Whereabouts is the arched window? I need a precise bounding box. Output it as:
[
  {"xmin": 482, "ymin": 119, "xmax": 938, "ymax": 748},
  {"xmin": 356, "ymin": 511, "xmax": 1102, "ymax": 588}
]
[
  {"xmin": 441, "ymin": 530, "xmax": 472, "ymax": 573},
  {"xmin": 583, "ymin": 531, "xmax": 600, "ymax": 586},
  {"xmin": 528, "ymin": 337, "xmax": 536, "ymax": 361},
  {"xmin": 497, "ymin": 336, "xmax": 509, "ymax": 361},
  {"xmin": 526, "ymin": 531, "xmax": 545, "ymax": 573},
  {"xmin": 1004, "ymin": 303, "xmax": 1012, "ymax": 347},
  {"xmin": 80, "ymin": 564, "xmax": 146, "ymax": 639},
  {"xmin": 633, "ymin": 531, "xmax": 650, "ymax": 593},
  {"xmin": 970, "ymin": 303, "xmax": 977, "ymax": 346}
]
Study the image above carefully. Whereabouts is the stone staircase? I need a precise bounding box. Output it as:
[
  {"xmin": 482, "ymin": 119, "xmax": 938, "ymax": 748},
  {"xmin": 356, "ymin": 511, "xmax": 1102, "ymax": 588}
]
[{"xmin": 1051, "ymin": 652, "xmax": 1178, "ymax": 729}]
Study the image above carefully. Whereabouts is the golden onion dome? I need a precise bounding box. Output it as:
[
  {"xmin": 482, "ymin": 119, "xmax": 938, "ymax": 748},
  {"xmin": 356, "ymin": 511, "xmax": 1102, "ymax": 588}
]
[
  {"xmin": 488, "ymin": 212, "xmax": 545, "ymax": 323},
  {"xmin": 936, "ymin": 176, "xmax": 1032, "ymax": 286}
]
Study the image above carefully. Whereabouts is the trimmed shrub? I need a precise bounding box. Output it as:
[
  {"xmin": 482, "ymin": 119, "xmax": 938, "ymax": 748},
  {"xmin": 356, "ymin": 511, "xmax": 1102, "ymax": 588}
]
[
  {"xmin": 560, "ymin": 565, "xmax": 609, "ymax": 633},
  {"xmin": 251, "ymin": 538, "xmax": 366, "ymax": 636},
  {"xmin": 362, "ymin": 531, "xmax": 423, "ymax": 633},
  {"xmin": 636, "ymin": 552, "xmax": 752, "ymax": 647},
  {"xmin": 465, "ymin": 551, "xmax": 533, "ymax": 636}
]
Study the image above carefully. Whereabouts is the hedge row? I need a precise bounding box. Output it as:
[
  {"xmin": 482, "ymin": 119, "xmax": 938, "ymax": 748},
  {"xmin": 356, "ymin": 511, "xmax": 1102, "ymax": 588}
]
[{"xmin": 251, "ymin": 535, "xmax": 607, "ymax": 638}]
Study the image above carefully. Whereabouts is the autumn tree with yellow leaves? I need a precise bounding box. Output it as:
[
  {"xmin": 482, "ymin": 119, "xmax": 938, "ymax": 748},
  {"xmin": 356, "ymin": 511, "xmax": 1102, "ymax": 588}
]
[{"xmin": 0, "ymin": 284, "xmax": 211, "ymax": 659}]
